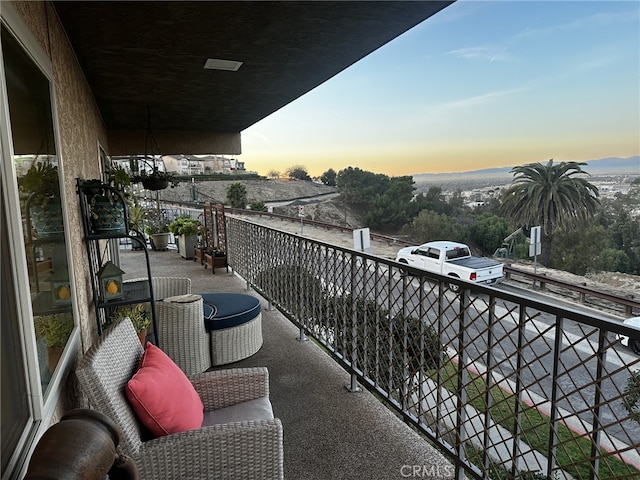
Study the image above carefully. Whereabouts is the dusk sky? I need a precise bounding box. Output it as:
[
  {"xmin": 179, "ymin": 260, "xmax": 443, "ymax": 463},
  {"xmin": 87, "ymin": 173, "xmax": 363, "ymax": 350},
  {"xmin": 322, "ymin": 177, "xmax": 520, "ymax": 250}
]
[{"xmin": 240, "ymin": 1, "xmax": 640, "ymax": 178}]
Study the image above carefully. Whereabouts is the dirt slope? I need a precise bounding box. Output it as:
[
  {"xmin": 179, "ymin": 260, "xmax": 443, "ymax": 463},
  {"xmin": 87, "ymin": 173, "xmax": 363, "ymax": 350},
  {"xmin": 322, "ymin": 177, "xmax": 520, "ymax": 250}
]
[{"xmin": 160, "ymin": 178, "xmax": 337, "ymax": 205}]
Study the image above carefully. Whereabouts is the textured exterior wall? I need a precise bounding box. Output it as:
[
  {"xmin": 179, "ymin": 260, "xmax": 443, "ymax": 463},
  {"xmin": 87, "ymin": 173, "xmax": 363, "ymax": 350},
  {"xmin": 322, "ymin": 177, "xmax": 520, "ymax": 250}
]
[{"xmin": 11, "ymin": 1, "xmax": 109, "ymax": 414}]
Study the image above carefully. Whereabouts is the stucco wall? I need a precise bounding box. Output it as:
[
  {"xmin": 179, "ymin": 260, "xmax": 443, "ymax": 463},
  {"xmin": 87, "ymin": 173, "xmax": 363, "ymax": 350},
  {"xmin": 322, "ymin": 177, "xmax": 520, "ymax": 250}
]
[{"xmin": 12, "ymin": 1, "xmax": 110, "ymax": 411}]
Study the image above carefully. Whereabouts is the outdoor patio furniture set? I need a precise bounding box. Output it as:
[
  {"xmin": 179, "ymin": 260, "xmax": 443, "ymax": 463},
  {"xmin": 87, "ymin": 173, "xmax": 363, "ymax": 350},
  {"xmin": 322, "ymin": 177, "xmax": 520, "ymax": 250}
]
[{"xmin": 74, "ymin": 277, "xmax": 278, "ymax": 479}]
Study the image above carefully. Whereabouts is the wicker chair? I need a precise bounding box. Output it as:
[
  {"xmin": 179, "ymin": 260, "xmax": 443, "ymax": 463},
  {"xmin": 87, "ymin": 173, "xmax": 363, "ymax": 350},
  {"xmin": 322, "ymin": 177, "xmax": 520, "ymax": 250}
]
[
  {"xmin": 150, "ymin": 276, "xmax": 192, "ymax": 299},
  {"xmin": 156, "ymin": 295, "xmax": 210, "ymax": 375},
  {"xmin": 76, "ymin": 318, "xmax": 284, "ymax": 480}
]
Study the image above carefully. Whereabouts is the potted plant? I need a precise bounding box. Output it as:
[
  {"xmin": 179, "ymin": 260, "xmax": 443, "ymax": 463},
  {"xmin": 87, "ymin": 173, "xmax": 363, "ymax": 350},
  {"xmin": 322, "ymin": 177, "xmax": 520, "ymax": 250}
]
[
  {"xmin": 144, "ymin": 208, "xmax": 171, "ymax": 250},
  {"xmin": 18, "ymin": 161, "xmax": 64, "ymax": 239},
  {"xmin": 128, "ymin": 204, "xmax": 148, "ymax": 250},
  {"xmin": 108, "ymin": 304, "xmax": 151, "ymax": 345},
  {"xmin": 80, "ymin": 163, "xmax": 132, "ymax": 235},
  {"xmin": 34, "ymin": 313, "xmax": 74, "ymax": 372},
  {"xmin": 130, "ymin": 156, "xmax": 179, "ymax": 191},
  {"xmin": 168, "ymin": 216, "xmax": 200, "ymax": 259},
  {"xmin": 204, "ymin": 246, "xmax": 228, "ymax": 272}
]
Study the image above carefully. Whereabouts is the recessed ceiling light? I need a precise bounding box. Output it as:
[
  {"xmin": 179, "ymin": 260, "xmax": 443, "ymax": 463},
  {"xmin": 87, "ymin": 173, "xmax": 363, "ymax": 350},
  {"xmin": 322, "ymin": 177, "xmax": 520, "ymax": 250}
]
[{"xmin": 204, "ymin": 58, "xmax": 243, "ymax": 71}]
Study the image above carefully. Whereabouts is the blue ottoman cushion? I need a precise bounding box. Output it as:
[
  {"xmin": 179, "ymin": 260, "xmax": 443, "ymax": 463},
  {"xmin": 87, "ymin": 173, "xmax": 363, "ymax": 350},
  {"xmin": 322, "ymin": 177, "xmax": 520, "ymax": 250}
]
[{"xmin": 200, "ymin": 293, "xmax": 261, "ymax": 331}]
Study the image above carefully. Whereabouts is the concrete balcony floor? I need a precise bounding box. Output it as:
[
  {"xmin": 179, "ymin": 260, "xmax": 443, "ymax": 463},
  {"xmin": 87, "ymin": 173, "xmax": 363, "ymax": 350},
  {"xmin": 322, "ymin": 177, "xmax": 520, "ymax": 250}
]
[{"xmin": 120, "ymin": 247, "xmax": 454, "ymax": 480}]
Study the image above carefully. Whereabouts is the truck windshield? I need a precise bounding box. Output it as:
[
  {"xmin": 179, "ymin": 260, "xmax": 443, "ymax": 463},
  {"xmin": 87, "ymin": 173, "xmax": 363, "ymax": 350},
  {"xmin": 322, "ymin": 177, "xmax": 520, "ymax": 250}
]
[{"xmin": 446, "ymin": 248, "xmax": 470, "ymax": 260}]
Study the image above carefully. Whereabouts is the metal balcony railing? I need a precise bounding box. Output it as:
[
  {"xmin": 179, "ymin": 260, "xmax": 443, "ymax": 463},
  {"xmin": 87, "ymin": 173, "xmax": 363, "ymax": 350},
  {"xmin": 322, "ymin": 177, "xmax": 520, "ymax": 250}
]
[{"xmin": 227, "ymin": 217, "xmax": 640, "ymax": 480}]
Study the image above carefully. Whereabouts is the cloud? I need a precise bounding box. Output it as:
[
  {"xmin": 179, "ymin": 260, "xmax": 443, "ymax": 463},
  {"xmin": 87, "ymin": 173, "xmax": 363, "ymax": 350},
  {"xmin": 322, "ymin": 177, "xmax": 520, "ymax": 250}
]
[
  {"xmin": 573, "ymin": 53, "xmax": 622, "ymax": 72},
  {"xmin": 247, "ymin": 130, "xmax": 271, "ymax": 145},
  {"xmin": 434, "ymin": 86, "xmax": 529, "ymax": 111},
  {"xmin": 446, "ymin": 45, "xmax": 513, "ymax": 63},
  {"xmin": 514, "ymin": 9, "xmax": 636, "ymax": 40}
]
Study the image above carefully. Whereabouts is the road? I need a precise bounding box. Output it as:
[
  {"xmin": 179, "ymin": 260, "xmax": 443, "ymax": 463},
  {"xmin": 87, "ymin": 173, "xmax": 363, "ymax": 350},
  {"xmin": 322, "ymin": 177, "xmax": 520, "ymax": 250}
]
[{"xmin": 264, "ymin": 192, "xmax": 340, "ymax": 209}]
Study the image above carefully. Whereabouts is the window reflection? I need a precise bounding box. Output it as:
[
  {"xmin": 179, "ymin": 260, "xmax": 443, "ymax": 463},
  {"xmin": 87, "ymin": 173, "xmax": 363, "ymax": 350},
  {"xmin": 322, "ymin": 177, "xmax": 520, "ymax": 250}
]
[{"xmin": 2, "ymin": 25, "xmax": 73, "ymax": 393}]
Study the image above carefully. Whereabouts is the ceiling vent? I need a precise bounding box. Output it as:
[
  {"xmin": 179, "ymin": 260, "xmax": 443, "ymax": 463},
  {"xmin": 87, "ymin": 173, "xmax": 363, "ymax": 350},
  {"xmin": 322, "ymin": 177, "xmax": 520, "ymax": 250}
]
[{"xmin": 204, "ymin": 58, "xmax": 243, "ymax": 71}]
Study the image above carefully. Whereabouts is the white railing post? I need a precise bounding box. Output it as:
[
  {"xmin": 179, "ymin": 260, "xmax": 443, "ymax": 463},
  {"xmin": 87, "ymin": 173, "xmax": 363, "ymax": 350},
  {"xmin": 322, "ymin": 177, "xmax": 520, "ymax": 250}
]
[
  {"xmin": 345, "ymin": 372, "xmax": 361, "ymax": 393},
  {"xmin": 297, "ymin": 327, "xmax": 308, "ymax": 343}
]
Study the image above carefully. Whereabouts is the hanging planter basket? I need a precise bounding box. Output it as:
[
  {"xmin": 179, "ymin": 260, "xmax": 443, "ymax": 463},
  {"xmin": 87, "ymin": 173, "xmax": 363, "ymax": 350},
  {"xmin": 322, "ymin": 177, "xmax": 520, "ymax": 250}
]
[
  {"xmin": 135, "ymin": 108, "xmax": 175, "ymax": 192},
  {"xmin": 142, "ymin": 177, "xmax": 169, "ymax": 191}
]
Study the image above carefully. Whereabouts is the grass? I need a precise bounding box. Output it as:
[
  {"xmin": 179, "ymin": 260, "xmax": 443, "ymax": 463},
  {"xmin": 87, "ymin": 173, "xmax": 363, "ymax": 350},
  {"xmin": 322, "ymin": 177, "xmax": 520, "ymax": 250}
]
[{"xmin": 429, "ymin": 360, "xmax": 639, "ymax": 479}]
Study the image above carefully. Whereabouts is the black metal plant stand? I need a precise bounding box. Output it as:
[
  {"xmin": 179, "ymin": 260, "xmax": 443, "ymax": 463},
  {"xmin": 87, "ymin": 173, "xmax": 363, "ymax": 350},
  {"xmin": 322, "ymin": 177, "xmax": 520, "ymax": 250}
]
[{"xmin": 76, "ymin": 178, "xmax": 158, "ymax": 340}]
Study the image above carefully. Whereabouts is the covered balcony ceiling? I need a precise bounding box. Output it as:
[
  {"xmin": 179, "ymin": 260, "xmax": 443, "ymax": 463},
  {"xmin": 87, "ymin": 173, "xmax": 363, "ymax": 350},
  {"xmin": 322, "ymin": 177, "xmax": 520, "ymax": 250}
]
[{"xmin": 52, "ymin": 1, "xmax": 453, "ymax": 136}]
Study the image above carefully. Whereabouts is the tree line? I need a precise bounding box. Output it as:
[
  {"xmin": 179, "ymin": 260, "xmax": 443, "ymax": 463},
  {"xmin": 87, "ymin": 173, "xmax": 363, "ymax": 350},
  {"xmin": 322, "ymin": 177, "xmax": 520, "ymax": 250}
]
[{"xmin": 330, "ymin": 162, "xmax": 640, "ymax": 276}]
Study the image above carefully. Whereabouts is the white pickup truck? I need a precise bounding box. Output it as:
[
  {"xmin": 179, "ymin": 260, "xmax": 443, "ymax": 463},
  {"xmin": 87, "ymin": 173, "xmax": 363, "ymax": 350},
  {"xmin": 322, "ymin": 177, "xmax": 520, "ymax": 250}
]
[{"xmin": 395, "ymin": 241, "xmax": 504, "ymax": 290}]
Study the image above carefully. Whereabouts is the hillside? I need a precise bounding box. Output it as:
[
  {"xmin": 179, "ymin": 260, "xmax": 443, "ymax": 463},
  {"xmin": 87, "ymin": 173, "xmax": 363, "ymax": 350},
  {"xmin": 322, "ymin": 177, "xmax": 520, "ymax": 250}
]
[
  {"xmin": 155, "ymin": 177, "xmax": 366, "ymax": 227},
  {"xmin": 159, "ymin": 178, "xmax": 337, "ymax": 205}
]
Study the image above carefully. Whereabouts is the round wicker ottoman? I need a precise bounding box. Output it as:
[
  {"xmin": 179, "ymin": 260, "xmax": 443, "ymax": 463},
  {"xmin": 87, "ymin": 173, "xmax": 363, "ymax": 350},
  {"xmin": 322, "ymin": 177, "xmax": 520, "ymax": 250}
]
[{"xmin": 201, "ymin": 293, "xmax": 263, "ymax": 366}]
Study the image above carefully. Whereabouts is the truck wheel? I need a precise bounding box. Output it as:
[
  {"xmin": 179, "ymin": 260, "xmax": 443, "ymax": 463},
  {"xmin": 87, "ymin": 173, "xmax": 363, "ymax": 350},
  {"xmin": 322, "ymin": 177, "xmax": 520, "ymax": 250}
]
[
  {"xmin": 398, "ymin": 259, "xmax": 410, "ymax": 277},
  {"xmin": 448, "ymin": 275, "xmax": 460, "ymax": 293}
]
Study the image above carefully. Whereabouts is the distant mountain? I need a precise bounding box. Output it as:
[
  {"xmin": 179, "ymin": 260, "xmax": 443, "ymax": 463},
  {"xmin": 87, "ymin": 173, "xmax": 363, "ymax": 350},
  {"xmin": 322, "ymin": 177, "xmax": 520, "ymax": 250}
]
[
  {"xmin": 413, "ymin": 156, "xmax": 639, "ymax": 185},
  {"xmin": 582, "ymin": 156, "xmax": 640, "ymax": 174}
]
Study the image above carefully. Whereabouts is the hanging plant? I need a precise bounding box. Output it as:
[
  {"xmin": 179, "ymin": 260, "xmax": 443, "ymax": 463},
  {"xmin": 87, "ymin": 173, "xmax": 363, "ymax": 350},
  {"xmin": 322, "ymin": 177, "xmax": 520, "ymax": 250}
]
[
  {"xmin": 142, "ymin": 176, "xmax": 169, "ymax": 191},
  {"xmin": 18, "ymin": 161, "xmax": 60, "ymax": 206},
  {"xmin": 130, "ymin": 161, "xmax": 179, "ymax": 191},
  {"xmin": 130, "ymin": 108, "xmax": 179, "ymax": 191}
]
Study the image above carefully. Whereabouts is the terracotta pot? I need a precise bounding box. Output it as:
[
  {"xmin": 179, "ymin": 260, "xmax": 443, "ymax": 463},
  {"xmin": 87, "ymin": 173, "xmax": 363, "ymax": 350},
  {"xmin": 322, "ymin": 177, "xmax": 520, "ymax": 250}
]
[
  {"xmin": 47, "ymin": 346, "xmax": 64, "ymax": 373},
  {"xmin": 137, "ymin": 330, "xmax": 147, "ymax": 345}
]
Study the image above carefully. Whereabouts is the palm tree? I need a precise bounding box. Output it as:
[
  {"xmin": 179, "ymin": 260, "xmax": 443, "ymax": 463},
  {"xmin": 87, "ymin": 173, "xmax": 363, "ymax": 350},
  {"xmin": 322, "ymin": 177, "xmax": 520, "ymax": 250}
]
[
  {"xmin": 500, "ymin": 159, "xmax": 600, "ymax": 266},
  {"xmin": 226, "ymin": 182, "xmax": 247, "ymax": 209}
]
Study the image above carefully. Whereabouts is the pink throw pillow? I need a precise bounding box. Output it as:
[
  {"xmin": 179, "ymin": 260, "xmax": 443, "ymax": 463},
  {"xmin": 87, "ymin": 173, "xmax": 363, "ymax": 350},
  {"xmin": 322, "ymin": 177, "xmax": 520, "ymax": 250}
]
[{"xmin": 126, "ymin": 342, "xmax": 204, "ymax": 437}]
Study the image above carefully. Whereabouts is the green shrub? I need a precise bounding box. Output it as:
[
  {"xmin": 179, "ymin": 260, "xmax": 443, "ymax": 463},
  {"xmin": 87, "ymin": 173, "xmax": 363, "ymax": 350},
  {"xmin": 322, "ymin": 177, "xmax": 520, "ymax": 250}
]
[
  {"xmin": 168, "ymin": 215, "xmax": 199, "ymax": 236},
  {"xmin": 34, "ymin": 313, "xmax": 74, "ymax": 348},
  {"xmin": 108, "ymin": 304, "xmax": 151, "ymax": 334}
]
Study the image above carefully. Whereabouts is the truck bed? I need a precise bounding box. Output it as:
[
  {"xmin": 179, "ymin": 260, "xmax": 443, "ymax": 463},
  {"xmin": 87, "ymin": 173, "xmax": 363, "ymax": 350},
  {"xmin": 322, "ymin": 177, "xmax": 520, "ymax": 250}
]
[{"xmin": 449, "ymin": 257, "xmax": 501, "ymax": 270}]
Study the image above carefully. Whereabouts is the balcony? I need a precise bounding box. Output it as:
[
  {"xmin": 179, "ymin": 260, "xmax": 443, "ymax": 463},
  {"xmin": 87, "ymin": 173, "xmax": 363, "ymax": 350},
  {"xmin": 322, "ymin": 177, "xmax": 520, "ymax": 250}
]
[{"xmin": 120, "ymin": 216, "xmax": 640, "ymax": 480}]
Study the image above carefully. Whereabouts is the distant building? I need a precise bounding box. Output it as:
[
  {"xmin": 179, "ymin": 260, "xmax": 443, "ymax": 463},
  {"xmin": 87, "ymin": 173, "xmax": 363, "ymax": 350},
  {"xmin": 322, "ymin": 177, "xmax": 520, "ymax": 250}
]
[
  {"xmin": 164, "ymin": 154, "xmax": 247, "ymax": 175},
  {"xmin": 163, "ymin": 155, "xmax": 203, "ymax": 175}
]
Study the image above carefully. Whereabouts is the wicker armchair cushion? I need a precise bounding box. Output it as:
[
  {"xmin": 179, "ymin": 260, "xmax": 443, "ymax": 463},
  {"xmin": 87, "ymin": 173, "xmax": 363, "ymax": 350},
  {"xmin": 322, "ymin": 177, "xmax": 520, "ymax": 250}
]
[
  {"xmin": 202, "ymin": 293, "xmax": 261, "ymax": 330},
  {"xmin": 203, "ymin": 397, "xmax": 273, "ymax": 426},
  {"xmin": 126, "ymin": 343, "xmax": 204, "ymax": 437}
]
